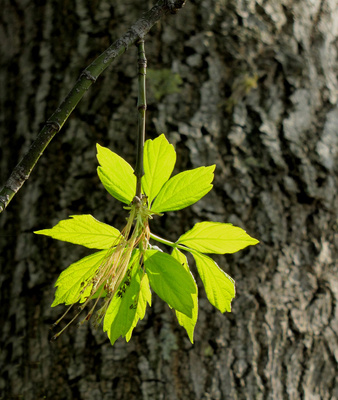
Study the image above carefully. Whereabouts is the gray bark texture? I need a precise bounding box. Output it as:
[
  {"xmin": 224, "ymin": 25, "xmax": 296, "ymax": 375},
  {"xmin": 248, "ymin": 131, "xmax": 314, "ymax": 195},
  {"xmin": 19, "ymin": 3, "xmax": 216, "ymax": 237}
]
[{"xmin": 0, "ymin": 1, "xmax": 337, "ymax": 399}]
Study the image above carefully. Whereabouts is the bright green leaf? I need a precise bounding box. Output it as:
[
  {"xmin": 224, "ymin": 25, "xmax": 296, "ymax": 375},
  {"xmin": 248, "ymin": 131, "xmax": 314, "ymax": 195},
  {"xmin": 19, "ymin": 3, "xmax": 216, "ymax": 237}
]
[
  {"xmin": 103, "ymin": 268, "xmax": 142, "ymax": 346},
  {"xmin": 142, "ymin": 134, "xmax": 176, "ymax": 205},
  {"xmin": 171, "ymin": 248, "xmax": 198, "ymax": 343},
  {"xmin": 178, "ymin": 221, "xmax": 259, "ymax": 254},
  {"xmin": 52, "ymin": 250, "xmax": 107, "ymax": 307},
  {"xmin": 97, "ymin": 144, "xmax": 136, "ymax": 204},
  {"xmin": 34, "ymin": 215, "xmax": 121, "ymax": 249},
  {"xmin": 151, "ymin": 165, "xmax": 215, "ymax": 213},
  {"xmin": 144, "ymin": 250, "xmax": 196, "ymax": 317},
  {"xmin": 125, "ymin": 273, "xmax": 152, "ymax": 342},
  {"xmin": 192, "ymin": 251, "xmax": 235, "ymax": 313}
]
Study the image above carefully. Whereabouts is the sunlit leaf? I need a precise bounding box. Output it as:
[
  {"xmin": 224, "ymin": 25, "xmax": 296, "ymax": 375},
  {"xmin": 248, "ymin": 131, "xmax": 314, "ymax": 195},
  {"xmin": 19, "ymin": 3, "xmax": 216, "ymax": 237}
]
[
  {"xmin": 171, "ymin": 248, "xmax": 198, "ymax": 343},
  {"xmin": 178, "ymin": 221, "xmax": 259, "ymax": 254},
  {"xmin": 103, "ymin": 268, "xmax": 143, "ymax": 346},
  {"xmin": 97, "ymin": 144, "xmax": 136, "ymax": 204},
  {"xmin": 191, "ymin": 250, "xmax": 235, "ymax": 313},
  {"xmin": 52, "ymin": 250, "xmax": 107, "ymax": 307},
  {"xmin": 151, "ymin": 165, "xmax": 215, "ymax": 213},
  {"xmin": 144, "ymin": 250, "xmax": 196, "ymax": 317},
  {"xmin": 34, "ymin": 215, "xmax": 121, "ymax": 249},
  {"xmin": 142, "ymin": 134, "xmax": 176, "ymax": 205},
  {"xmin": 125, "ymin": 273, "xmax": 152, "ymax": 342}
]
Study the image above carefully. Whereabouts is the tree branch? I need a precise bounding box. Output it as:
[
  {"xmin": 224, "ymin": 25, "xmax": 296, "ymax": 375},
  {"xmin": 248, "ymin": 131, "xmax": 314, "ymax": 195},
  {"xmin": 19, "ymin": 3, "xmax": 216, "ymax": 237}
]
[{"xmin": 0, "ymin": 0, "xmax": 186, "ymax": 213}]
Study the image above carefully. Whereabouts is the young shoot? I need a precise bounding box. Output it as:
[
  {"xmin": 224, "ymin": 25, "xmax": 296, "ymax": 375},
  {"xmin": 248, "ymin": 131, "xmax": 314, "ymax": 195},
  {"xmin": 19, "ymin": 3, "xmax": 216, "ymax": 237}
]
[{"xmin": 35, "ymin": 134, "xmax": 259, "ymax": 345}]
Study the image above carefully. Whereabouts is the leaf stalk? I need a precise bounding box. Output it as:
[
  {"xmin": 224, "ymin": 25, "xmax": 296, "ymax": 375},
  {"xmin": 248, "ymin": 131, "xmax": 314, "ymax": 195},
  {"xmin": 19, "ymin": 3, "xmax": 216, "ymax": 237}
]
[{"xmin": 149, "ymin": 232, "xmax": 190, "ymax": 252}]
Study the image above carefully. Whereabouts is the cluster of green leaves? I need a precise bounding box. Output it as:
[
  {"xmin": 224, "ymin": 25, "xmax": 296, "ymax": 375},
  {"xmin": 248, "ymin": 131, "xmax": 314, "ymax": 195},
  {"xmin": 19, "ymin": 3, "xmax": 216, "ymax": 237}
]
[{"xmin": 35, "ymin": 134, "xmax": 258, "ymax": 345}]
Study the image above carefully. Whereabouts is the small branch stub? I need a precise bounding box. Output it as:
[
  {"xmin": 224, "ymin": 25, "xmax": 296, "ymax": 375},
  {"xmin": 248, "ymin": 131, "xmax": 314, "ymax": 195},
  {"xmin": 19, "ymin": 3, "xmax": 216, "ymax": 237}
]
[{"xmin": 167, "ymin": 0, "xmax": 186, "ymax": 14}]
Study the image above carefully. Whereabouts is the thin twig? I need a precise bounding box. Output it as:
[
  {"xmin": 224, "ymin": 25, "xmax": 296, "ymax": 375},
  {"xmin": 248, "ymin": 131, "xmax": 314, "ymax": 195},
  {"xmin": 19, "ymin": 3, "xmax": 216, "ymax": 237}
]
[
  {"xmin": 134, "ymin": 39, "xmax": 147, "ymax": 199},
  {"xmin": 0, "ymin": 0, "xmax": 186, "ymax": 213}
]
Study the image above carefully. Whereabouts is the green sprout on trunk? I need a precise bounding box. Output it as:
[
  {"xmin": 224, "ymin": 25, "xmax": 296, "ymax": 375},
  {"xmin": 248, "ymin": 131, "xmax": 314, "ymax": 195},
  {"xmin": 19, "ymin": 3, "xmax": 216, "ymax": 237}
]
[{"xmin": 35, "ymin": 134, "xmax": 259, "ymax": 345}]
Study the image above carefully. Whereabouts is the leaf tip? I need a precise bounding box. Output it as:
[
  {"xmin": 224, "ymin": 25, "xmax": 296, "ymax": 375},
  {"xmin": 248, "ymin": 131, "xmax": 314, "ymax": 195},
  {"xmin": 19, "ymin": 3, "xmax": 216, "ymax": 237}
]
[{"xmin": 247, "ymin": 235, "xmax": 259, "ymax": 246}]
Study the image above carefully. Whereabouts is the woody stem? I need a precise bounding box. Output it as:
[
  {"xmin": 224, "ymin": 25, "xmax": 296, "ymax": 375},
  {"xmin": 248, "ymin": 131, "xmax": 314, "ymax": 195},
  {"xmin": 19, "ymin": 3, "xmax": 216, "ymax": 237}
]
[{"xmin": 134, "ymin": 39, "xmax": 147, "ymax": 199}]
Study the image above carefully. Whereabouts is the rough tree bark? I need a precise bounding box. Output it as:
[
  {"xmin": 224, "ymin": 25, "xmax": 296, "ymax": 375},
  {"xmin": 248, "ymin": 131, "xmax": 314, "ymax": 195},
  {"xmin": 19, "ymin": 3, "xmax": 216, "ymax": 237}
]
[{"xmin": 0, "ymin": 1, "xmax": 337, "ymax": 399}]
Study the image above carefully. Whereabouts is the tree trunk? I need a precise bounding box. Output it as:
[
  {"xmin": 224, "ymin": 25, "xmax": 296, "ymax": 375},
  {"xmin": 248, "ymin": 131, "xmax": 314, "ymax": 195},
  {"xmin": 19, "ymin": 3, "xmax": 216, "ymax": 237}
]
[{"xmin": 0, "ymin": 1, "xmax": 337, "ymax": 399}]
